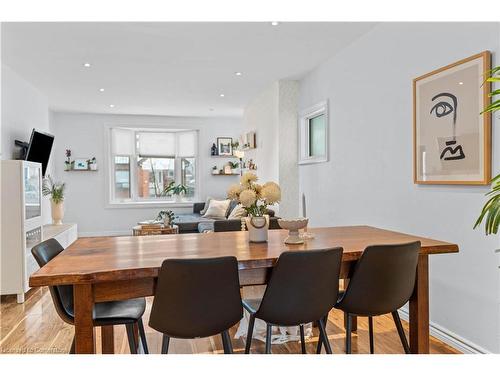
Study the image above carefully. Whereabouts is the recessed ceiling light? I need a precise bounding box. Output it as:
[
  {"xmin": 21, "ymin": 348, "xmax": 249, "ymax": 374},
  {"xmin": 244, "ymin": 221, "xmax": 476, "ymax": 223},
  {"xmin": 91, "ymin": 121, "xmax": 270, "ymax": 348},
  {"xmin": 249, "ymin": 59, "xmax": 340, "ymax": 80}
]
[
  {"xmin": 458, "ymin": 82, "xmax": 464, "ymax": 85},
  {"xmin": 219, "ymin": 94, "xmax": 225, "ymax": 98},
  {"xmin": 109, "ymin": 104, "xmax": 115, "ymax": 108},
  {"xmin": 83, "ymin": 63, "xmax": 91, "ymax": 68},
  {"xmin": 99, "ymin": 88, "xmax": 105, "ymax": 92},
  {"xmin": 271, "ymin": 21, "xmax": 279, "ymax": 26},
  {"xmin": 235, "ymin": 72, "xmax": 242, "ymax": 76}
]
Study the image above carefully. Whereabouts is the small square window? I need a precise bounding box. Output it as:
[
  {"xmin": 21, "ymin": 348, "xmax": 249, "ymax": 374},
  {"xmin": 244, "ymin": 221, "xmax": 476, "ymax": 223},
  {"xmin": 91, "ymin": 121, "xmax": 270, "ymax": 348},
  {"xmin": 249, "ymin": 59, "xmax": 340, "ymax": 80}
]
[{"xmin": 299, "ymin": 101, "xmax": 328, "ymax": 164}]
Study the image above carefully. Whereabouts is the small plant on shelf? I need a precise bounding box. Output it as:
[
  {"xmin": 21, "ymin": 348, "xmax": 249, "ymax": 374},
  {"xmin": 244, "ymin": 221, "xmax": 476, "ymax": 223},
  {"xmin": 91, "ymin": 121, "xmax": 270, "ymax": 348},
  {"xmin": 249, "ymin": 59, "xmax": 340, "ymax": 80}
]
[
  {"xmin": 228, "ymin": 161, "xmax": 239, "ymax": 169},
  {"xmin": 64, "ymin": 149, "xmax": 74, "ymax": 171},
  {"xmin": 86, "ymin": 157, "xmax": 97, "ymax": 171},
  {"xmin": 157, "ymin": 210, "xmax": 176, "ymax": 227}
]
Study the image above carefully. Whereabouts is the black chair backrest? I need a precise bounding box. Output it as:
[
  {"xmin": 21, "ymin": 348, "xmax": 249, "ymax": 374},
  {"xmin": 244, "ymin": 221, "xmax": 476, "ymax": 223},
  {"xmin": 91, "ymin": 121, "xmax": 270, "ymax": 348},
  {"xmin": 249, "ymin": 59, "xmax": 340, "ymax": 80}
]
[
  {"xmin": 31, "ymin": 239, "xmax": 74, "ymax": 324},
  {"xmin": 149, "ymin": 256, "xmax": 243, "ymax": 339},
  {"xmin": 338, "ymin": 241, "xmax": 421, "ymax": 316},
  {"xmin": 256, "ymin": 248, "xmax": 343, "ymax": 326}
]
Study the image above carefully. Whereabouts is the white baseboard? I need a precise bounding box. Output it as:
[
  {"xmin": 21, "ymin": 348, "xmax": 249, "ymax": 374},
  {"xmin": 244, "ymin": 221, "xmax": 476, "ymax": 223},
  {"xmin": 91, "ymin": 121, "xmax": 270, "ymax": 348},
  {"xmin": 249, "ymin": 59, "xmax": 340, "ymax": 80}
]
[
  {"xmin": 398, "ymin": 309, "xmax": 490, "ymax": 354},
  {"xmin": 78, "ymin": 230, "xmax": 131, "ymax": 237}
]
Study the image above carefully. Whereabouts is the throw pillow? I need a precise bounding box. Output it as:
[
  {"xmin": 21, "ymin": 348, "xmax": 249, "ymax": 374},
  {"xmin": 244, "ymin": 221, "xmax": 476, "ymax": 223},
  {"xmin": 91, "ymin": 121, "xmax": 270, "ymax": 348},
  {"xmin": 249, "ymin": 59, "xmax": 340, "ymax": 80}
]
[
  {"xmin": 202, "ymin": 199, "xmax": 231, "ymax": 219},
  {"xmin": 228, "ymin": 204, "xmax": 246, "ymax": 219},
  {"xmin": 199, "ymin": 197, "xmax": 213, "ymax": 215}
]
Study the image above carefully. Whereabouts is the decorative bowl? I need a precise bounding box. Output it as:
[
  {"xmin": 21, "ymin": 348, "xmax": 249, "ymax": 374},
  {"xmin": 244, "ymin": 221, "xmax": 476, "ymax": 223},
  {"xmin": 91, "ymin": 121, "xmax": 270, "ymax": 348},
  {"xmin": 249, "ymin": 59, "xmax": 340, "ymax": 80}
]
[{"xmin": 278, "ymin": 217, "xmax": 309, "ymax": 244}]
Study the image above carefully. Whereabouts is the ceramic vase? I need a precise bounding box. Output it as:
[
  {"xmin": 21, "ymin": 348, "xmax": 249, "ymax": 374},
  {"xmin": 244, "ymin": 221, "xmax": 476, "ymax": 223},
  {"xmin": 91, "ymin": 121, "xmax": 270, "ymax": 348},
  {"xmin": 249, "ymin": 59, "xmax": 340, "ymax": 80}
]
[
  {"xmin": 245, "ymin": 215, "xmax": 269, "ymax": 243},
  {"xmin": 51, "ymin": 200, "xmax": 64, "ymax": 225}
]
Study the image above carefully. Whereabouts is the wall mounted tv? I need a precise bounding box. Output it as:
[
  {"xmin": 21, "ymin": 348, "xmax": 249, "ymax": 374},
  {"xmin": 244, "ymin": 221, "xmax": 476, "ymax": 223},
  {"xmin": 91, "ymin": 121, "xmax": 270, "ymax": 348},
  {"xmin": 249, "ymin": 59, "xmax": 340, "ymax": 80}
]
[{"xmin": 25, "ymin": 129, "xmax": 55, "ymax": 176}]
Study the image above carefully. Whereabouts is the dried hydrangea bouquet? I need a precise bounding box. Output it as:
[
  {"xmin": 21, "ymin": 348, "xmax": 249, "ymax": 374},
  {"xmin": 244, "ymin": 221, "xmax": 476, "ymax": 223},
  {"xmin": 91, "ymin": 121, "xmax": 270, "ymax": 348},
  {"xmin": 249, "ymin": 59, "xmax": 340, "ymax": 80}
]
[{"xmin": 227, "ymin": 172, "xmax": 281, "ymax": 242}]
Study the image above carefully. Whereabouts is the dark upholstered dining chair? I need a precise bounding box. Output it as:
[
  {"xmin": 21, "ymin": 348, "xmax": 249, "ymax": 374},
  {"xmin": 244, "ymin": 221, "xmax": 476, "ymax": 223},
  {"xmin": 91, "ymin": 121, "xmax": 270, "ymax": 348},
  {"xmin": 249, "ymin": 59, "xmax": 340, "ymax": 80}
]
[
  {"xmin": 317, "ymin": 241, "xmax": 420, "ymax": 354},
  {"xmin": 31, "ymin": 238, "xmax": 149, "ymax": 354},
  {"xmin": 148, "ymin": 256, "xmax": 243, "ymax": 354},
  {"xmin": 243, "ymin": 248, "xmax": 343, "ymax": 354}
]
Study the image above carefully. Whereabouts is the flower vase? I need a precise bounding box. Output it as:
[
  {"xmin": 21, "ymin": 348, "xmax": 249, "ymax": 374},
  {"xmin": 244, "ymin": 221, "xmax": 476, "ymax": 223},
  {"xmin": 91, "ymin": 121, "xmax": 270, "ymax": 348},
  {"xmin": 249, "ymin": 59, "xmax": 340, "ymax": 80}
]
[
  {"xmin": 51, "ymin": 200, "xmax": 64, "ymax": 225},
  {"xmin": 245, "ymin": 215, "xmax": 269, "ymax": 243}
]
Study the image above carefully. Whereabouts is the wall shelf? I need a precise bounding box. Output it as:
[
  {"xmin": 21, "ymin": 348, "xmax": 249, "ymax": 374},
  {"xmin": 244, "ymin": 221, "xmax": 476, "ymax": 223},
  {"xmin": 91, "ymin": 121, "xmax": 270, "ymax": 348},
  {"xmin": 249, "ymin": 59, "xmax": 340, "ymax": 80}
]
[{"xmin": 210, "ymin": 155, "xmax": 238, "ymax": 158}]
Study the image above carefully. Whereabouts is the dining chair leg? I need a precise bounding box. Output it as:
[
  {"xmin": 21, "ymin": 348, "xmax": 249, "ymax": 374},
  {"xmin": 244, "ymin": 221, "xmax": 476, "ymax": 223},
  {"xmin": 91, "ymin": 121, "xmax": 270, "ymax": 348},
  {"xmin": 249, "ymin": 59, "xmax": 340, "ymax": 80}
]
[
  {"xmin": 245, "ymin": 314, "xmax": 256, "ymax": 354},
  {"xmin": 221, "ymin": 330, "xmax": 233, "ymax": 354},
  {"xmin": 299, "ymin": 325, "xmax": 306, "ymax": 354},
  {"xmin": 69, "ymin": 336, "xmax": 75, "ymax": 354},
  {"xmin": 265, "ymin": 324, "xmax": 272, "ymax": 354},
  {"xmin": 125, "ymin": 324, "xmax": 138, "ymax": 354},
  {"xmin": 391, "ymin": 311, "xmax": 410, "ymax": 354},
  {"xmin": 137, "ymin": 319, "xmax": 149, "ymax": 354},
  {"xmin": 345, "ymin": 313, "xmax": 352, "ymax": 354},
  {"xmin": 316, "ymin": 315, "xmax": 327, "ymax": 354},
  {"xmin": 161, "ymin": 334, "xmax": 170, "ymax": 354},
  {"xmin": 368, "ymin": 316, "xmax": 374, "ymax": 354},
  {"xmin": 317, "ymin": 318, "xmax": 332, "ymax": 354}
]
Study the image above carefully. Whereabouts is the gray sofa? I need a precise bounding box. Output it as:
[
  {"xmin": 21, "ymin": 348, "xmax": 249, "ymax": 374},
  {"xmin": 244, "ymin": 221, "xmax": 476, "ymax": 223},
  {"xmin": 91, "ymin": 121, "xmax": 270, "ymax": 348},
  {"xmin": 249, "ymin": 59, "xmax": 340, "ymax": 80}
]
[{"xmin": 174, "ymin": 201, "xmax": 281, "ymax": 233}]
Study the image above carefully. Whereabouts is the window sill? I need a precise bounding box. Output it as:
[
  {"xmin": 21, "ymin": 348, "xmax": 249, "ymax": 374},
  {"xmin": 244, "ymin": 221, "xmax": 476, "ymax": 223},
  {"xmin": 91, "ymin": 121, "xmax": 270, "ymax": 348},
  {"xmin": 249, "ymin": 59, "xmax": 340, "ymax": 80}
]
[{"xmin": 106, "ymin": 201, "xmax": 195, "ymax": 209}]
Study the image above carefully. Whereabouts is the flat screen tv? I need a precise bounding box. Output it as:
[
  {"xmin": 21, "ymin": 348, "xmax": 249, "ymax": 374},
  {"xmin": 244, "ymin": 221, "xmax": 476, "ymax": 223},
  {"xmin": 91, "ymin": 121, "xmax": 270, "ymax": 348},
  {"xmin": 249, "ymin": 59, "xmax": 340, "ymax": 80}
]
[{"xmin": 25, "ymin": 129, "xmax": 54, "ymax": 176}]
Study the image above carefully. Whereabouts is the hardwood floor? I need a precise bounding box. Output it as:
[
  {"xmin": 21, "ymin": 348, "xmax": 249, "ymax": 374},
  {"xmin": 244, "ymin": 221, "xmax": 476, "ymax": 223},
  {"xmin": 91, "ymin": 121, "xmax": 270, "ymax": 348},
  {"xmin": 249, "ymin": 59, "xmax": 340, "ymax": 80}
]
[{"xmin": 0, "ymin": 287, "xmax": 459, "ymax": 354}]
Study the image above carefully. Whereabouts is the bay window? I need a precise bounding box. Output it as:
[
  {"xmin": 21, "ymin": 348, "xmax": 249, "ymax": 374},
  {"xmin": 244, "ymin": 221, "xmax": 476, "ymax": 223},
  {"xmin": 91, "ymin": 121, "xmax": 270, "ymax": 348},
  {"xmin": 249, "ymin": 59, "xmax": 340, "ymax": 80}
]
[{"xmin": 109, "ymin": 127, "xmax": 198, "ymax": 204}]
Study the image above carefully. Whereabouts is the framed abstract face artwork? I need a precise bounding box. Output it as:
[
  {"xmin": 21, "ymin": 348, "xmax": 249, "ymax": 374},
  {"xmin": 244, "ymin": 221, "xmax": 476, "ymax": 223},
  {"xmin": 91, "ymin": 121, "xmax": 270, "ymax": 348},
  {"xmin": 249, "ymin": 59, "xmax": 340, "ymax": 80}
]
[{"xmin": 413, "ymin": 51, "xmax": 491, "ymax": 185}]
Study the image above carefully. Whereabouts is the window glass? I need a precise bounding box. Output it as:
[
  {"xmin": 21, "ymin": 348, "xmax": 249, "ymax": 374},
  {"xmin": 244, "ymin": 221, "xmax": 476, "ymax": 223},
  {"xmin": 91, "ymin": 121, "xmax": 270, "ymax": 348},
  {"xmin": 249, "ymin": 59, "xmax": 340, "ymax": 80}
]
[
  {"xmin": 308, "ymin": 114, "xmax": 326, "ymax": 157},
  {"xmin": 136, "ymin": 157, "xmax": 175, "ymax": 199},
  {"xmin": 114, "ymin": 156, "xmax": 131, "ymax": 199},
  {"xmin": 181, "ymin": 158, "xmax": 196, "ymax": 200}
]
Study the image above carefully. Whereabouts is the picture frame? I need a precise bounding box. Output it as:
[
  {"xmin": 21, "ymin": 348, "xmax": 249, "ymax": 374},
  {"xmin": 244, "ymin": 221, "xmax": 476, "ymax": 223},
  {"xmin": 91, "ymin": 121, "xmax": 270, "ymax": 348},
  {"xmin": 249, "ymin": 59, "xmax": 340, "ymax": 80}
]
[
  {"xmin": 217, "ymin": 137, "xmax": 233, "ymax": 156},
  {"xmin": 413, "ymin": 51, "xmax": 491, "ymax": 185},
  {"xmin": 73, "ymin": 158, "xmax": 89, "ymax": 170}
]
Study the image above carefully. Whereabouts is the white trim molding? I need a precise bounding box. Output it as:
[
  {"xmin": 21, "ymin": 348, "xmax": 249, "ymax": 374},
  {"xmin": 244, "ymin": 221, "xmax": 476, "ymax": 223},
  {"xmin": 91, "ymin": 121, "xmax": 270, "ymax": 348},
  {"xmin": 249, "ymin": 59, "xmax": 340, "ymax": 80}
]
[{"xmin": 398, "ymin": 308, "xmax": 491, "ymax": 354}]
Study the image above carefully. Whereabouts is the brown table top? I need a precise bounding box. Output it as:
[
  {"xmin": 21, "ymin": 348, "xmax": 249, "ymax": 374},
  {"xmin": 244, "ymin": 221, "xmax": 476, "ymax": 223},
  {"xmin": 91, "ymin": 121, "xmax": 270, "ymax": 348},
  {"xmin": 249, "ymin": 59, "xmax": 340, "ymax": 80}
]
[{"xmin": 29, "ymin": 225, "xmax": 458, "ymax": 286}]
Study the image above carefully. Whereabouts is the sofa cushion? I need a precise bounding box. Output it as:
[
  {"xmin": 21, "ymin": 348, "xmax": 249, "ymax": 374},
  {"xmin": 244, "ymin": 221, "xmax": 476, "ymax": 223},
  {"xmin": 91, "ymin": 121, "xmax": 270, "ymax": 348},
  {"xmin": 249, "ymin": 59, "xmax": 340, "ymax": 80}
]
[
  {"xmin": 228, "ymin": 204, "xmax": 246, "ymax": 219},
  {"xmin": 202, "ymin": 199, "xmax": 230, "ymax": 219}
]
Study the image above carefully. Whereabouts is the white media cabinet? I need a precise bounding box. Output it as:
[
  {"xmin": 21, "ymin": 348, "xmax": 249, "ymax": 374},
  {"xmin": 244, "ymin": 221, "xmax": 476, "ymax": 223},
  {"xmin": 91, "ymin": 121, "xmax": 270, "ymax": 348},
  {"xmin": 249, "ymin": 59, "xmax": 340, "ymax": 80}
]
[{"xmin": 1, "ymin": 160, "xmax": 77, "ymax": 303}]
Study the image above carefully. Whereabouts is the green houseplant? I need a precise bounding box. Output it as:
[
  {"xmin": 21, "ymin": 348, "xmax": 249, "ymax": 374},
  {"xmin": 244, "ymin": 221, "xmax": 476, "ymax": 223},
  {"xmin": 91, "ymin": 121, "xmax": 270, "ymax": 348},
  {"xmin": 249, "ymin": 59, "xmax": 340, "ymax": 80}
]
[
  {"xmin": 474, "ymin": 66, "xmax": 500, "ymax": 235},
  {"xmin": 42, "ymin": 175, "xmax": 66, "ymax": 225},
  {"xmin": 156, "ymin": 210, "xmax": 176, "ymax": 227}
]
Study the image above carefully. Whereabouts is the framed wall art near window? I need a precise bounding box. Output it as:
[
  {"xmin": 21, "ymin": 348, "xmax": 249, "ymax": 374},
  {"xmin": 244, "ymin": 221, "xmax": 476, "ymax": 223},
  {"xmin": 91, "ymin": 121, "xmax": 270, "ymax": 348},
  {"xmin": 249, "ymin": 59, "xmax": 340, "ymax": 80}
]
[
  {"xmin": 73, "ymin": 158, "xmax": 89, "ymax": 170},
  {"xmin": 217, "ymin": 137, "xmax": 233, "ymax": 156},
  {"xmin": 413, "ymin": 51, "xmax": 491, "ymax": 185}
]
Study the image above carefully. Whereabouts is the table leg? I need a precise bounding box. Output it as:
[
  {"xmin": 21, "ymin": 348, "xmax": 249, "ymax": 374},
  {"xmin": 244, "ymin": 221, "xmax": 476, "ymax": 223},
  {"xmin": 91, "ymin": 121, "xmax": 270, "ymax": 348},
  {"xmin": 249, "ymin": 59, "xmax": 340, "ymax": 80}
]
[
  {"xmin": 409, "ymin": 254, "xmax": 429, "ymax": 354},
  {"xmin": 74, "ymin": 284, "xmax": 96, "ymax": 354},
  {"xmin": 101, "ymin": 326, "xmax": 115, "ymax": 354}
]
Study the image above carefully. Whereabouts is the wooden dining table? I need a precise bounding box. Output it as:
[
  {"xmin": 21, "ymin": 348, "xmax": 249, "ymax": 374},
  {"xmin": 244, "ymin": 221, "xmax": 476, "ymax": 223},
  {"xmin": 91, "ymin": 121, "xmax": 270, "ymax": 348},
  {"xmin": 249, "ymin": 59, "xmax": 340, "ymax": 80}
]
[{"xmin": 29, "ymin": 225, "xmax": 458, "ymax": 354}]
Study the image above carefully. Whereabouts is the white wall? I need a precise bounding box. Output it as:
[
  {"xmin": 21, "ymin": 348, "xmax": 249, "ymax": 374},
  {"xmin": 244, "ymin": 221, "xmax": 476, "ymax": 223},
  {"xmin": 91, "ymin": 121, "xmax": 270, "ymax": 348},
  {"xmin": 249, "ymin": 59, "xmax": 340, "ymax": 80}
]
[
  {"xmin": 1, "ymin": 64, "xmax": 52, "ymax": 224},
  {"xmin": 298, "ymin": 22, "xmax": 500, "ymax": 353},
  {"xmin": 50, "ymin": 112, "xmax": 242, "ymax": 236},
  {"xmin": 243, "ymin": 83, "xmax": 279, "ymax": 185},
  {"xmin": 243, "ymin": 80, "xmax": 300, "ymax": 217}
]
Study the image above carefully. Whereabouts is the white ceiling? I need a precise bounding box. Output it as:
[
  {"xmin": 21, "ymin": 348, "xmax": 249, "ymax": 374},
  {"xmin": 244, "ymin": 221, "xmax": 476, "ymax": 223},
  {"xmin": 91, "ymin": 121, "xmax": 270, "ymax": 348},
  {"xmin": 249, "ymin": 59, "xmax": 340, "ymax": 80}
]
[{"xmin": 1, "ymin": 22, "xmax": 376, "ymax": 117}]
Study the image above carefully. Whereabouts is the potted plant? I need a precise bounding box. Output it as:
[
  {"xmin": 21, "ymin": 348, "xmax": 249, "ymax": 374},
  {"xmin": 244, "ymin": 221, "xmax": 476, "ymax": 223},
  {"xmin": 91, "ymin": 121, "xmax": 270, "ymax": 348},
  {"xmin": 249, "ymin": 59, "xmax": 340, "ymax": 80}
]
[
  {"xmin": 164, "ymin": 182, "xmax": 188, "ymax": 202},
  {"xmin": 64, "ymin": 149, "xmax": 74, "ymax": 171},
  {"xmin": 42, "ymin": 175, "xmax": 66, "ymax": 225},
  {"xmin": 228, "ymin": 161, "xmax": 239, "ymax": 174},
  {"xmin": 157, "ymin": 210, "xmax": 176, "ymax": 228},
  {"xmin": 87, "ymin": 157, "xmax": 98, "ymax": 171},
  {"xmin": 212, "ymin": 165, "xmax": 219, "ymax": 175},
  {"xmin": 474, "ymin": 65, "xmax": 500, "ymax": 234},
  {"xmin": 227, "ymin": 172, "xmax": 281, "ymax": 242}
]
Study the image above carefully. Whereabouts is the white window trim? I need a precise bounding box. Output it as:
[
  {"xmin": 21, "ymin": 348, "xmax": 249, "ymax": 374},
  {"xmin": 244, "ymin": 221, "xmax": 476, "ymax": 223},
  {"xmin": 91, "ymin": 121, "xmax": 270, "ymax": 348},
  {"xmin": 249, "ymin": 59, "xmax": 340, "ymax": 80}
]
[
  {"xmin": 298, "ymin": 100, "xmax": 329, "ymax": 165},
  {"xmin": 103, "ymin": 124, "xmax": 200, "ymax": 208}
]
